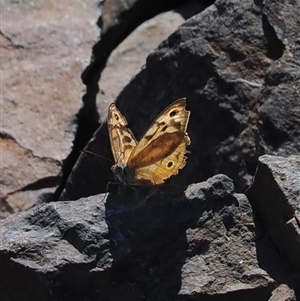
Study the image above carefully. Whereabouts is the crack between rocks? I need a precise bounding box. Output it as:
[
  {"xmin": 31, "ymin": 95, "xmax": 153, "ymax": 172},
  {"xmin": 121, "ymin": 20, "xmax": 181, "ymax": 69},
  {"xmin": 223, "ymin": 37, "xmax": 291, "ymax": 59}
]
[
  {"xmin": 52, "ymin": 111, "xmax": 100, "ymax": 199},
  {"xmin": 0, "ymin": 30, "xmax": 25, "ymax": 49},
  {"xmin": 262, "ymin": 14, "xmax": 285, "ymax": 60}
]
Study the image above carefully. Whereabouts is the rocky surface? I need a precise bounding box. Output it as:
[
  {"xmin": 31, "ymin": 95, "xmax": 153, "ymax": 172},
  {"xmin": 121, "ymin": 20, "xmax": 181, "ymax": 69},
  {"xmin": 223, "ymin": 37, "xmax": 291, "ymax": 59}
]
[
  {"xmin": 98, "ymin": 1, "xmax": 209, "ymax": 120},
  {"xmin": 269, "ymin": 284, "xmax": 297, "ymax": 301},
  {"xmin": 3, "ymin": 174, "xmax": 296, "ymax": 301},
  {"xmin": 62, "ymin": 0, "xmax": 300, "ymax": 201},
  {"xmin": 1, "ymin": 0, "xmax": 99, "ymax": 218},
  {"xmin": 246, "ymin": 155, "xmax": 300, "ymax": 269},
  {"xmin": 1, "ymin": 0, "xmax": 300, "ymax": 300},
  {"xmin": 1, "ymin": 0, "xmax": 207, "ymax": 218},
  {"xmin": 98, "ymin": 10, "xmax": 185, "ymax": 120}
]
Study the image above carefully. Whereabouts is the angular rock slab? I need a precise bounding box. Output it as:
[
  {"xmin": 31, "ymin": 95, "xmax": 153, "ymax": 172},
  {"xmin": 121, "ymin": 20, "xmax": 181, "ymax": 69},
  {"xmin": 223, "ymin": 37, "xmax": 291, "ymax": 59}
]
[
  {"xmin": 0, "ymin": 195, "xmax": 111, "ymax": 301},
  {"xmin": 63, "ymin": 0, "xmax": 300, "ymax": 201},
  {"xmin": 269, "ymin": 284, "xmax": 296, "ymax": 301},
  {"xmin": 98, "ymin": 10, "xmax": 186, "ymax": 120},
  {"xmin": 1, "ymin": 175, "xmax": 277, "ymax": 300},
  {"xmin": 1, "ymin": 1, "xmax": 99, "ymax": 217},
  {"xmin": 246, "ymin": 155, "xmax": 300, "ymax": 270}
]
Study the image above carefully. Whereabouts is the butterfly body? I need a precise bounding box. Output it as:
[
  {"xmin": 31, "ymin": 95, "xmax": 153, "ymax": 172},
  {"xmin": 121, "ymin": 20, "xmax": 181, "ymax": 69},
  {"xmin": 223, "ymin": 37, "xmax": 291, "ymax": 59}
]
[
  {"xmin": 108, "ymin": 98, "xmax": 191, "ymax": 186},
  {"xmin": 111, "ymin": 163, "xmax": 139, "ymax": 186}
]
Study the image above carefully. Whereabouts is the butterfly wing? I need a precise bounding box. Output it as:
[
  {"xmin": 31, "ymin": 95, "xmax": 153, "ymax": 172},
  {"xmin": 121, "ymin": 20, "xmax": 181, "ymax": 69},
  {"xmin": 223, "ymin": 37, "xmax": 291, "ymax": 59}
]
[
  {"xmin": 129, "ymin": 133, "xmax": 190, "ymax": 185},
  {"xmin": 107, "ymin": 103, "xmax": 137, "ymax": 165},
  {"xmin": 127, "ymin": 98, "xmax": 190, "ymax": 185}
]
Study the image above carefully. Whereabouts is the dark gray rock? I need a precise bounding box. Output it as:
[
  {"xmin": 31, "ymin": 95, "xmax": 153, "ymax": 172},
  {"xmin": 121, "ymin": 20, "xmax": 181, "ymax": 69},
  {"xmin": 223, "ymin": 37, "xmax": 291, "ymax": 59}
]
[
  {"xmin": 246, "ymin": 155, "xmax": 300, "ymax": 270},
  {"xmin": 1, "ymin": 175, "xmax": 283, "ymax": 301},
  {"xmin": 0, "ymin": 195, "xmax": 111, "ymax": 301},
  {"xmin": 3, "ymin": 0, "xmax": 300, "ymax": 299},
  {"xmin": 62, "ymin": 0, "xmax": 300, "ymax": 201}
]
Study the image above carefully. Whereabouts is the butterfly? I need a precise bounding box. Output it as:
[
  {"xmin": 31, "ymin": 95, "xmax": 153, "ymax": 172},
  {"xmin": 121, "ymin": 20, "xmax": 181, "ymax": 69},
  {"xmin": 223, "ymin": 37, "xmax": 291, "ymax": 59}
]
[{"xmin": 107, "ymin": 98, "xmax": 191, "ymax": 186}]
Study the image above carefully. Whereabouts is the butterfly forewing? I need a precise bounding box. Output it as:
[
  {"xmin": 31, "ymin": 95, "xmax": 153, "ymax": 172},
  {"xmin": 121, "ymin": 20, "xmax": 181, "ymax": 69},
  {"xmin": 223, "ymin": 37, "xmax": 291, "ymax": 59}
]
[
  {"xmin": 128, "ymin": 131, "xmax": 186, "ymax": 168},
  {"xmin": 107, "ymin": 103, "xmax": 137, "ymax": 164}
]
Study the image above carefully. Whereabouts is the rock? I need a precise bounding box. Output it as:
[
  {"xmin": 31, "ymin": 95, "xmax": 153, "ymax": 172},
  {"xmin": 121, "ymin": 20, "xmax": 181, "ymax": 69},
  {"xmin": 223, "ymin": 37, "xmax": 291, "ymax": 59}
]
[
  {"xmin": 259, "ymin": 0, "xmax": 300, "ymax": 156},
  {"xmin": 62, "ymin": 0, "xmax": 300, "ymax": 201},
  {"xmin": 269, "ymin": 284, "xmax": 296, "ymax": 301},
  {"xmin": 246, "ymin": 155, "xmax": 300, "ymax": 270},
  {"xmin": 0, "ymin": 134, "xmax": 61, "ymax": 218},
  {"xmin": 2, "ymin": 0, "xmax": 300, "ymax": 299},
  {"xmin": 97, "ymin": 1, "xmax": 209, "ymax": 120},
  {"xmin": 1, "ymin": 175, "xmax": 281, "ymax": 300},
  {"xmin": 1, "ymin": 0, "xmax": 99, "ymax": 217},
  {"xmin": 0, "ymin": 194, "xmax": 110, "ymax": 301},
  {"xmin": 98, "ymin": 10, "xmax": 186, "ymax": 120}
]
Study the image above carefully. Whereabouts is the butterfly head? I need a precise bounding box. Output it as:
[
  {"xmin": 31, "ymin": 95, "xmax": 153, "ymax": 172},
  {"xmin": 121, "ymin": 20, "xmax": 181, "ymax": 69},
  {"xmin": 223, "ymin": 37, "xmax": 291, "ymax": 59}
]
[{"xmin": 111, "ymin": 163, "xmax": 133, "ymax": 185}]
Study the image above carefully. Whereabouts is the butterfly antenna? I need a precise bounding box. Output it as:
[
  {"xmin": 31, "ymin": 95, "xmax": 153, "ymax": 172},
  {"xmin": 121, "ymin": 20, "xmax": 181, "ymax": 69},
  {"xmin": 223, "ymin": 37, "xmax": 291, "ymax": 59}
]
[{"xmin": 81, "ymin": 149, "xmax": 115, "ymax": 164}]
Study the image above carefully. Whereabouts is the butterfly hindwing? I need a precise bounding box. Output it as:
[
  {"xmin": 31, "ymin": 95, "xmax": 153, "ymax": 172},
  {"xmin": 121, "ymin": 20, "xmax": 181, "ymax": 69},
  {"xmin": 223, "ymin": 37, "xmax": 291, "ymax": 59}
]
[
  {"xmin": 131, "ymin": 134, "xmax": 190, "ymax": 185},
  {"xmin": 128, "ymin": 98, "xmax": 190, "ymax": 168}
]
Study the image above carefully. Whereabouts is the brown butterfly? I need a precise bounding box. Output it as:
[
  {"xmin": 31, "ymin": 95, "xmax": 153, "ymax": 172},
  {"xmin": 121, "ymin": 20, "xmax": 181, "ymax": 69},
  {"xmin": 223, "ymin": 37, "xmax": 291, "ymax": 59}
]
[{"xmin": 107, "ymin": 98, "xmax": 191, "ymax": 186}]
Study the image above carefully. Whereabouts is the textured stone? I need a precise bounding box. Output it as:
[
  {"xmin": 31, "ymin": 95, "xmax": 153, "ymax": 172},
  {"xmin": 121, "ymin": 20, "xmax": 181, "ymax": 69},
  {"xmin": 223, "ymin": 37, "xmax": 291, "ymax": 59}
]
[
  {"xmin": 246, "ymin": 155, "xmax": 300, "ymax": 269},
  {"xmin": 0, "ymin": 195, "xmax": 110, "ymax": 301},
  {"xmin": 269, "ymin": 284, "xmax": 296, "ymax": 301},
  {"xmin": 98, "ymin": 10, "xmax": 186, "ymax": 120},
  {"xmin": 2, "ymin": 0, "xmax": 300, "ymax": 298},
  {"xmin": 0, "ymin": 175, "xmax": 279, "ymax": 301},
  {"xmin": 1, "ymin": 0, "xmax": 99, "ymax": 217},
  {"xmin": 62, "ymin": 0, "xmax": 300, "ymax": 201}
]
